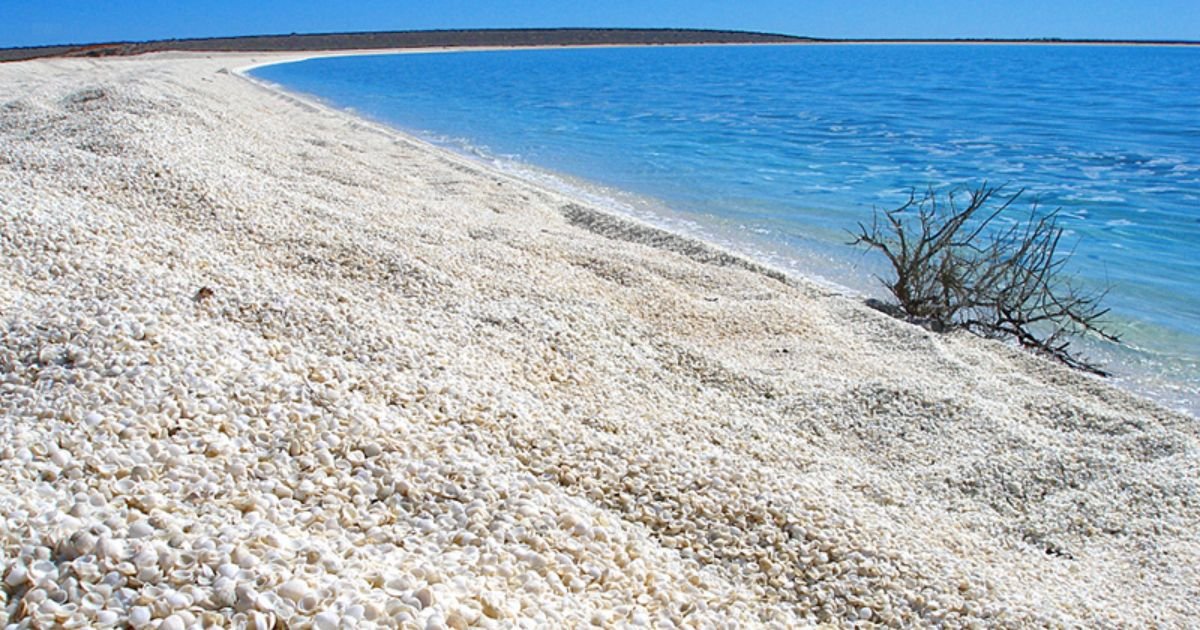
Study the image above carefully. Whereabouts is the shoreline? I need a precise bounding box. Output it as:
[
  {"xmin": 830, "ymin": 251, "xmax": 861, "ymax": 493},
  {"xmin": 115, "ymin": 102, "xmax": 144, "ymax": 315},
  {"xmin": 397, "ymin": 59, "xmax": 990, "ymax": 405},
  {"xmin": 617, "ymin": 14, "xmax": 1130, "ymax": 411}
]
[
  {"xmin": 243, "ymin": 47, "xmax": 1200, "ymax": 417},
  {"xmin": 238, "ymin": 48, "xmax": 892, "ymax": 306},
  {"xmin": 237, "ymin": 50, "xmax": 843, "ymax": 288},
  {"xmin": 231, "ymin": 42, "xmax": 810, "ymax": 74},
  {"xmin": 2, "ymin": 51, "xmax": 1199, "ymax": 626}
]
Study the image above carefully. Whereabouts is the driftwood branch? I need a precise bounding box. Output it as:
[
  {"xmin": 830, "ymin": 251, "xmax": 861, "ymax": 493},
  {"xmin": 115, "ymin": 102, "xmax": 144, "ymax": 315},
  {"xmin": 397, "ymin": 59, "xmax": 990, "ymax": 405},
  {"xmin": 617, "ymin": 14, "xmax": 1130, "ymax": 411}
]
[{"xmin": 851, "ymin": 184, "xmax": 1118, "ymax": 375}]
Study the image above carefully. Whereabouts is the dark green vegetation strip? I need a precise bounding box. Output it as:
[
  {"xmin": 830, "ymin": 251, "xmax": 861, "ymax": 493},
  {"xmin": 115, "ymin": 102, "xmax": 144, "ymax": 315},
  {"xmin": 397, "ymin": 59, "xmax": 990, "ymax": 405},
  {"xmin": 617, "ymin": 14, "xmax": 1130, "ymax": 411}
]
[{"xmin": 0, "ymin": 28, "xmax": 811, "ymax": 62}]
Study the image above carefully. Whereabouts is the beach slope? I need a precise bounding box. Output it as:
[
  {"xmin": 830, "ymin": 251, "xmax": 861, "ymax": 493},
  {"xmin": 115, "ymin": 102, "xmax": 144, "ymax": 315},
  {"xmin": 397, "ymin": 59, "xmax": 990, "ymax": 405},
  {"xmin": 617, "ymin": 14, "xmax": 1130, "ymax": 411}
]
[{"xmin": 1, "ymin": 52, "xmax": 1197, "ymax": 627}]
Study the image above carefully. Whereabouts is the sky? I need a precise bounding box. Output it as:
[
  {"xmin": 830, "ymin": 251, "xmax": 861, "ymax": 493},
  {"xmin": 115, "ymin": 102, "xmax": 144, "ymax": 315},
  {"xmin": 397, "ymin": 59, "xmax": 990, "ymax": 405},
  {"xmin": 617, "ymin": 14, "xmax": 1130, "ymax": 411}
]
[{"xmin": 2, "ymin": 1, "xmax": 1197, "ymax": 49}]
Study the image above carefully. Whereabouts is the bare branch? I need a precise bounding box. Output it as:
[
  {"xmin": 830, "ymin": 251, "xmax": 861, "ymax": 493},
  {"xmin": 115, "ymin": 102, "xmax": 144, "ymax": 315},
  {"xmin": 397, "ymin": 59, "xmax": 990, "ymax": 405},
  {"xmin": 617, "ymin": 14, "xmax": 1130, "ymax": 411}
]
[{"xmin": 853, "ymin": 184, "xmax": 1118, "ymax": 375}]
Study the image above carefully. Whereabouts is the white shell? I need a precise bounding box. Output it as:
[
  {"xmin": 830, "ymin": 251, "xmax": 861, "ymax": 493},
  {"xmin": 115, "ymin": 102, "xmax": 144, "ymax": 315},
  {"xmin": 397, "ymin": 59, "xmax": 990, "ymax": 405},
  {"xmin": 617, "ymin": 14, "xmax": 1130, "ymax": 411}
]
[
  {"xmin": 28, "ymin": 560, "xmax": 58, "ymax": 583},
  {"xmin": 163, "ymin": 589, "xmax": 192, "ymax": 610},
  {"xmin": 127, "ymin": 520, "xmax": 154, "ymax": 539},
  {"xmin": 158, "ymin": 614, "xmax": 186, "ymax": 630},
  {"xmin": 128, "ymin": 606, "xmax": 152, "ymax": 628},
  {"xmin": 276, "ymin": 578, "xmax": 309, "ymax": 603},
  {"xmin": 4, "ymin": 562, "xmax": 28, "ymax": 587},
  {"xmin": 313, "ymin": 610, "xmax": 340, "ymax": 630},
  {"xmin": 296, "ymin": 592, "xmax": 322, "ymax": 615}
]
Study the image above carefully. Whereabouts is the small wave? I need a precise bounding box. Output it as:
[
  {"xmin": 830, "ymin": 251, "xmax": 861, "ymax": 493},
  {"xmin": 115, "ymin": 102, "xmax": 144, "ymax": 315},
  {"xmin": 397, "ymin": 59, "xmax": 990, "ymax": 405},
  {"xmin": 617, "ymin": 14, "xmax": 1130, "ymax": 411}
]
[
  {"xmin": 1145, "ymin": 157, "xmax": 1184, "ymax": 167},
  {"xmin": 1064, "ymin": 193, "xmax": 1126, "ymax": 203}
]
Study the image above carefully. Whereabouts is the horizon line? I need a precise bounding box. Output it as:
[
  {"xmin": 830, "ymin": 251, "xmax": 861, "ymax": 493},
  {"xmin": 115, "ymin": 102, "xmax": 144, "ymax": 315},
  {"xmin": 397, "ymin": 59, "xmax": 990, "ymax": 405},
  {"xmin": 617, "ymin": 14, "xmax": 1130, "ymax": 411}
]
[{"xmin": 3, "ymin": 27, "xmax": 1197, "ymax": 58}]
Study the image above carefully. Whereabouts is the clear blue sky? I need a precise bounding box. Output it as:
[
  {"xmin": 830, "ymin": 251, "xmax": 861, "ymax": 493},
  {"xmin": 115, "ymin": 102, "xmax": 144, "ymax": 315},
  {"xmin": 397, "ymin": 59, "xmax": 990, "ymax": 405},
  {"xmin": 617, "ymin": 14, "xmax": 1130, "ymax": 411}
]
[{"xmin": 3, "ymin": 1, "xmax": 1197, "ymax": 48}]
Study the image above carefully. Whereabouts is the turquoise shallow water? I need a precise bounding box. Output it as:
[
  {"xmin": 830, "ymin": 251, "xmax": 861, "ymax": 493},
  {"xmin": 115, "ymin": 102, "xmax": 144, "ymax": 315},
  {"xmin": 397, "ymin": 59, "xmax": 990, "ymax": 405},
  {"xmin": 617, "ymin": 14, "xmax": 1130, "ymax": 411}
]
[{"xmin": 252, "ymin": 44, "xmax": 1200, "ymax": 413}]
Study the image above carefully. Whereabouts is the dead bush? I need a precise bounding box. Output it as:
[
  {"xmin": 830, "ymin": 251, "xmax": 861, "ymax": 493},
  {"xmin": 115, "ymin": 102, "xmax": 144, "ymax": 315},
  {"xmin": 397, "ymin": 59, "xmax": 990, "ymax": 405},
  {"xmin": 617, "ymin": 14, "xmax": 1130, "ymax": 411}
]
[{"xmin": 852, "ymin": 184, "xmax": 1118, "ymax": 375}]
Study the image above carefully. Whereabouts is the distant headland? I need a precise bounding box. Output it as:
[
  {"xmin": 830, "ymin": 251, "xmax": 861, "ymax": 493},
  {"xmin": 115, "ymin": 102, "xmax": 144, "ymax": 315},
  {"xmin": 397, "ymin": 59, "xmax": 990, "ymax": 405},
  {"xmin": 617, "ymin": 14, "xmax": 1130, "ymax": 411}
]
[{"xmin": 2, "ymin": 27, "xmax": 1196, "ymax": 63}]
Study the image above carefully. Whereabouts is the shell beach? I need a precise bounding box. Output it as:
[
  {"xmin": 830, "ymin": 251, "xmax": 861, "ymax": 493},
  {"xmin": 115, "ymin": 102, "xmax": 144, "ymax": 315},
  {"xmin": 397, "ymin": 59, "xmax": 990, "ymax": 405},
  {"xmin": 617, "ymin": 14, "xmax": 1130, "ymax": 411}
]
[{"xmin": 1, "ymin": 52, "xmax": 1198, "ymax": 627}]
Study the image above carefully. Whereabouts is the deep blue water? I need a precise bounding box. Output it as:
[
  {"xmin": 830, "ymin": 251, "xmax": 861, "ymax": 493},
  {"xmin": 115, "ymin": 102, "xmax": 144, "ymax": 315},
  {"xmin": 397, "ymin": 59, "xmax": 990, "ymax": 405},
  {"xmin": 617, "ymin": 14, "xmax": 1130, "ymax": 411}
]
[{"xmin": 252, "ymin": 45, "xmax": 1200, "ymax": 413}]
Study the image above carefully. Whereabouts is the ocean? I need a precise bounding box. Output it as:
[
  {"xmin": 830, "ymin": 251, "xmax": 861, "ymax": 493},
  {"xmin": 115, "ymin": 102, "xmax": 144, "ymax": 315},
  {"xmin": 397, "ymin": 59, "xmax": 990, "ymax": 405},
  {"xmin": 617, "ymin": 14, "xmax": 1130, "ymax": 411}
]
[{"xmin": 251, "ymin": 44, "xmax": 1200, "ymax": 414}]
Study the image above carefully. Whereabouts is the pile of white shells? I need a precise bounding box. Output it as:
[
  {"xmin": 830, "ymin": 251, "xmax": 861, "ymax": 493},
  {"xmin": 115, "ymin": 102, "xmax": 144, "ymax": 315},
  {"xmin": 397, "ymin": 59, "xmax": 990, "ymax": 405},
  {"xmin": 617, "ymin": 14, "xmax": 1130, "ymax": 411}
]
[{"xmin": 1, "ymin": 53, "xmax": 1198, "ymax": 628}]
